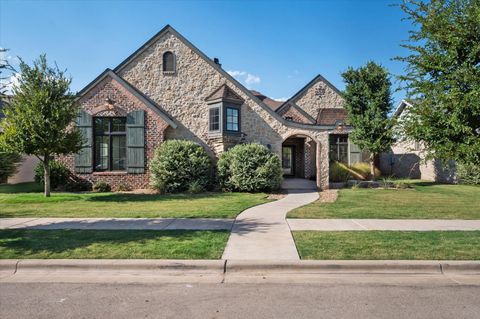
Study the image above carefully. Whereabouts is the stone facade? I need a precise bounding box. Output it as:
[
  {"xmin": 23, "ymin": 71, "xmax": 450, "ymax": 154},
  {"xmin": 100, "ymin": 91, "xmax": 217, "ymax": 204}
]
[
  {"xmin": 294, "ymin": 79, "xmax": 345, "ymax": 120},
  {"xmin": 58, "ymin": 74, "xmax": 170, "ymax": 190}
]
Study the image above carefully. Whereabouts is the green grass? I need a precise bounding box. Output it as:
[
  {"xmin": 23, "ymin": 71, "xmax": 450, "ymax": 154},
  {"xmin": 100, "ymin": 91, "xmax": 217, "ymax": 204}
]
[
  {"xmin": 293, "ymin": 231, "xmax": 480, "ymax": 260},
  {"xmin": 289, "ymin": 181, "xmax": 480, "ymax": 219},
  {"xmin": 0, "ymin": 229, "xmax": 229, "ymax": 259},
  {"xmin": 0, "ymin": 182, "xmax": 43, "ymax": 193},
  {"xmin": 0, "ymin": 190, "xmax": 270, "ymax": 218}
]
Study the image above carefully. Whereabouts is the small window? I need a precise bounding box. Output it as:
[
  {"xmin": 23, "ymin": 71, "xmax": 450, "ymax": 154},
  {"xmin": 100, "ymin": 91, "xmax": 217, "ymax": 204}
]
[
  {"xmin": 209, "ymin": 107, "xmax": 220, "ymax": 132},
  {"xmin": 162, "ymin": 51, "xmax": 175, "ymax": 73},
  {"xmin": 226, "ymin": 107, "xmax": 239, "ymax": 132},
  {"xmin": 285, "ymin": 116, "xmax": 293, "ymax": 121}
]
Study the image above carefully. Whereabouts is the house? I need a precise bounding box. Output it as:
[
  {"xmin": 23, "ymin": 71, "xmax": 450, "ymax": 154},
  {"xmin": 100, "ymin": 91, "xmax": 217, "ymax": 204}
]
[
  {"xmin": 59, "ymin": 25, "xmax": 364, "ymax": 190},
  {"xmin": 379, "ymin": 99, "xmax": 456, "ymax": 183}
]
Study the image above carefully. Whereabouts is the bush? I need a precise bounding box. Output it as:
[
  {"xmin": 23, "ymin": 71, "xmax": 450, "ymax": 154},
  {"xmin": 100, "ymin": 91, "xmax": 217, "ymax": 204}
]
[
  {"xmin": 218, "ymin": 143, "xmax": 282, "ymax": 192},
  {"xmin": 93, "ymin": 181, "xmax": 111, "ymax": 192},
  {"xmin": 0, "ymin": 152, "xmax": 23, "ymax": 183},
  {"xmin": 457, "ymin": 162, "xmax": 480, "ymax": 185},
  {"xmin": 116, "ymin": 181, "xmax": 132, "ymax": 192},
  {"xmin": 329, "ymin": 161, "xmax": 351, "ymax": 183},
  {"xmin": 34, "ymin": 160, "xmax": 70, "ymax": 189},
  {"xmin": 350, "ymin": 162, "xmax": 381, "ymax": 180},
  {"xmin": 150, "ymin": 140, "xmax": 213, "ymax": 193},
  {"xmin": 65, "ymin": 176, "xmax": 92, "ymax": 192}
]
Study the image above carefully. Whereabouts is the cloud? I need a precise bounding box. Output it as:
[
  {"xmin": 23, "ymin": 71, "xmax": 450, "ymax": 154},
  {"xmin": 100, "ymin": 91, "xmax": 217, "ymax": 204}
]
[
  {"xmin": 1, "ymin": 73, "xmax": 21, "ymax": 94},
  {"xmin": 227, "ymin": 70, "xmax": 261, "ymax": 88},
  {"xmin": 272, "ymin": 97, "xmax": 288, "ymax": 102}
]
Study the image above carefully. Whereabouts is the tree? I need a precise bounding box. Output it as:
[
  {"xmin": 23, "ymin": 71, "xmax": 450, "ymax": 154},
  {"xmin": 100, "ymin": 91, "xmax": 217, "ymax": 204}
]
[
  {"xmin": 396, "ymin": 0, "xmax": 480, "ymax": 165},
  {"xmin": 341, "ymin": 61, "xmax": 394, "ymax": 181},
  {"xmin": 0, "ymin": 48, "xmax": 16, "ymax": 95},
  {"xmin": 0, "ymin": 55, "xmax": 83, "ymax": 196}
]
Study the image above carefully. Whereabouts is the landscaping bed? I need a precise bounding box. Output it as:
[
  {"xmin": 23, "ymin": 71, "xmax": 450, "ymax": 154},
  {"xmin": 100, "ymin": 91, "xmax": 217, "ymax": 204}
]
[
  {"xmin": 288, "ymin": 181, "xmax": 480, "ymax": 219},
  {"xmin": 0, "ymin": 229, "xmax": 229, "ymax": 259},
  {"xmin": 293, "ymin": 231, "xmax": 480, "ymax": 260}
]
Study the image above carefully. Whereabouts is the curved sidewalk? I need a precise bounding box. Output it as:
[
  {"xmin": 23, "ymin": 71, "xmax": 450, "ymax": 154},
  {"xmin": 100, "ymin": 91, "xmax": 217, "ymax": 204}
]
[{"xmin": 222, "ymin": 179, "xmax": 319, "ymax": 260}]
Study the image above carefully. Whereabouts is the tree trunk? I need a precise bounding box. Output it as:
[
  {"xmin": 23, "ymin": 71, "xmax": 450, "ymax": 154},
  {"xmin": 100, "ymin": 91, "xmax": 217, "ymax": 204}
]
[
  {"xmin": 43, "ymin": 155, "xmax": 51, "ymax": 197},
  {"xmin": 370, "ymin": 154, "xmax": 376, "ymax": 181}
]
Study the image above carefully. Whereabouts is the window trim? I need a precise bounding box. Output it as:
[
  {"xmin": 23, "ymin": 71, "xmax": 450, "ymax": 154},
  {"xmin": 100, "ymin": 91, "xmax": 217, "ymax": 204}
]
[
  {"xmin": 162, "ymin": 51, "xmax": 176, "ymax": 74},
  {"xmin": 93, "ymin": 117, "xmax": 127, "ymax": 172},
  {"xmin": 209, "ymin": 106, "xmax": 221, "ymax": 133},
  {"xmin": 225, "ymin": 106, "xmax": 240, "ymax": 133}
]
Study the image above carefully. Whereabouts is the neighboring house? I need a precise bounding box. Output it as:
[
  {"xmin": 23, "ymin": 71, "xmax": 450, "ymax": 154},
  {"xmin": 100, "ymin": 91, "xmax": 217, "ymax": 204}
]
[
  {"xmin": 58, "ymin": 25, "xmax": 366, "ymax": 190},
  {"xmin": 0, "ymin": 95, "xmax": 40, "ymax": 184},
  {"xmin": 379, "ymin": 99, "xmax": 456, "ymax": 183}
]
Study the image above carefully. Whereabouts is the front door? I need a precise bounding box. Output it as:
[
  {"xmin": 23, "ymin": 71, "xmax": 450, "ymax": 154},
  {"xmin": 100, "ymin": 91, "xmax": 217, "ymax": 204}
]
[{"xmin": 282, "ymin": 146, "xmax": 294, "ymax": 176}]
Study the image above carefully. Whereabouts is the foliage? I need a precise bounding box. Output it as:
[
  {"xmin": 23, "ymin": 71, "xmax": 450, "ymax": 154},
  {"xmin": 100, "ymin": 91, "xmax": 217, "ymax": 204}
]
[
  {"xmin": 350, "ymin": 162, "xmax": 381, "ymax": 180},
  {"xmin": 65, "ymin": 176, "xmax": 92, "ymax": 192},
  {"xmin": 150, "ymin": 140, "xmax": 213, "ymax": 193},
  {"xmin": 116, "ymin": 181, "xmax": 132, "ymax": 192},
  {"xmin": 187, "ymin": 180, "xmax": 205, "ymax": 194},
  {"xmin": 34, "ymin": 160, "xmax": 70, "ymax": 190},
  {"xmin": 93, "ymin": 181, "xmax": 111, "ymax": 192},
  {"xmin": 218, "ymin": 143, "xmax": 282, "ymax": 192},
  {"xmin": 329, "ymin": 161, "xmax": 351, "ymax": 183},
  {"xmin": 457, "ymin": 162, "xmax": 480, "ymax": 185},
  {"xmin": 0, "ymin": 55, "xmax": 83, "ymax": 197},
  {"xmin": 0, "ymin": 48, "xmax": 16, "ymax": 95},
  {"xmin": 342, "ymin": 61, "xmax": 394, "ymax": 180},
  {"xmin": 396, "ymin": 0, "xmax": 480, "ymax": 165},
  {"xmin": 0, "ymin": 152, "xmax": 22, "ymax": 182}
]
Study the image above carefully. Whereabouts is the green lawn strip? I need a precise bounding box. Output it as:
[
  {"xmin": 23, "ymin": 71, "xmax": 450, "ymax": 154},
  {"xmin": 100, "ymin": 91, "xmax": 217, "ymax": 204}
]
[
  {"xmin": 0, "ymin": 229, "xmax": 229, "ymax": 259},
  {"xmin": 0, "ymin": 182, "xmax": 44, "ymax": 194},
  {"xmin": 0, "ymin": 191, "xmax": 271, "ymax": 218},
  {"xmin": 288, "ymin": 181, "xmax": 480, "ymax": 219},
  {"xmin": 293, "ymin": 231, "xmax": 480, "ymax": 260}
]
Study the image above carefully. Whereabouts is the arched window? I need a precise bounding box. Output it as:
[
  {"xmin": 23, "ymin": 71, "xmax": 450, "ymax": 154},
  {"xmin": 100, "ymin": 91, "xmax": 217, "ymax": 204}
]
[{"xmin": 162, "ymin": 51, "xmax": 175, "ymax": 73}]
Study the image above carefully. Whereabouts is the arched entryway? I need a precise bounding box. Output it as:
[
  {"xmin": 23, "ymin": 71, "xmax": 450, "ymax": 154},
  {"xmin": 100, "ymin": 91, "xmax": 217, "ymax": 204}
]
[{"xmin": 281, "ymin": 134, "xmax": 318, "ymax": 181}]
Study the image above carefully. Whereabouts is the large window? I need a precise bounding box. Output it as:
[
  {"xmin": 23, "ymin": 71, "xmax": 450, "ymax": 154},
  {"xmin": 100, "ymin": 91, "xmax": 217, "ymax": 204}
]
[
  {"xmin": 209, "ymin": 107, "xmax": 220, "ymax": 132},
  {"xmin": 226, "ymin": 107, "xmax": 239, "ymax": 132},
  {"xmin": 329, "ymin": 135, "xmax": 348, "ymax": 164},
  {"xmin": 94, "ymin": 117, "xmax": 127, "ymax": 171}
]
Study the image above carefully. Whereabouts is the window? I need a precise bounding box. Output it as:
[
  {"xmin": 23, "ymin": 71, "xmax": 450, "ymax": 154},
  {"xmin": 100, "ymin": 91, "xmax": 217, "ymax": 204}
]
[
  {"xmin": 162, "ymin": 51, "xmax": 175, "ymax": 73},
  {"xmin": 94, "ymin": 117, "xmax": 127, "ymax": 171},
  {"xmin": 209, "ymin": 107, "xmax": 220, "ymax": 132},
  {"xmin": 226, "ymin": 107, "xmax": 239, "ymax": 132},
  {"xmin": 329, "ymin": 135, "xmax": 348, "ymax": 164}
]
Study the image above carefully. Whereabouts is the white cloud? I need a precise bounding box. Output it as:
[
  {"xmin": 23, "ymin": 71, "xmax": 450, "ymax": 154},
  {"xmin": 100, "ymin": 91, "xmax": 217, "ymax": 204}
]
[
  {"xmin": 272, "ymin": 97, "xmax": 288, "ymax": 102},
  {"xmin": 227, "ymin": 70, "xmax": 261, "ymax": 88},
  {"xmin": 1, "ymin": 73, "xmax": 21, "ymax": 94}
]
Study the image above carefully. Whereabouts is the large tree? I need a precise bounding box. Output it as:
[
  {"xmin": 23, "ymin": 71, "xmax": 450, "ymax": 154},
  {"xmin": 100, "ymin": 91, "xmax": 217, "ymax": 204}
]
[
  {"xmin": 342, "ymin": 61, "xmax": 394, "ymax": 181},
  {"xmin": 0, "ymin": 55, "xmax": 83, "ymax": 196},
  {"xmin": 396, "ymin": 0, "xmax": 480, "ymax": 165}
]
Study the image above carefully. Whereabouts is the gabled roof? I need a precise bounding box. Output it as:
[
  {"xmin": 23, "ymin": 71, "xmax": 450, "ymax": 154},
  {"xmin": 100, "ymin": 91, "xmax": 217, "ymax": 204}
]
[
  {"xmin": 249, "ymin": 90, "xmax": 283, "ymax": 110},
  {"xmin": 393, "ymin": 99, "xmax": 420, "ymax": 118},
  {"xmin": 276, "ymin": 74, "xmax": 343, "ymax": 114},
  {"xmin": 280, "ymin": 102, "xmax": 317, "ymax": 124},
  {"xmin": 205, "ymin": 84, "xmax": 244, "ymax": 103},
  {"xmin": 76, "ymin": 69, "xmax": 177, "ymax": 128},
  {"xmin": 316, "ymin": 108, "xmax": 348, "ymax": 125}
]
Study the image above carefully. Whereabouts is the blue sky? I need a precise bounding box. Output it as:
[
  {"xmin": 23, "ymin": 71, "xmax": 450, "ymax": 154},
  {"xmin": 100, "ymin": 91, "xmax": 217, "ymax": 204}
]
[{"xmin": 1, "ymin": 0, "xmax": 410, "ymax": 105}]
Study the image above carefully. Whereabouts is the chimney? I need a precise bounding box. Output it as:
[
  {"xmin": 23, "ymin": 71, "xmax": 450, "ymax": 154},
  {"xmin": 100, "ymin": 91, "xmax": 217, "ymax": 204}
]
[{"xmin": 213, "ymin": 57, "xmax": 221, "ymax": 67}]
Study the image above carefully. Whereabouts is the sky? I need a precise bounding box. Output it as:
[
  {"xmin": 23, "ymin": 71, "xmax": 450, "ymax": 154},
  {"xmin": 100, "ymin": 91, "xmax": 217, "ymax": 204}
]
[{"xmin": 1, "ymin": 0, "xmax": 411, "ymax": 105}]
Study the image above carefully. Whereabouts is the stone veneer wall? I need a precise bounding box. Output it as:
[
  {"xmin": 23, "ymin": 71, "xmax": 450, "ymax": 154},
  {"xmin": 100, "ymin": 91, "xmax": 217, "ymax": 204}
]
[
  {"xmin": 117, "ymin": 30, "xmax": 333, "ymax": 189},
  {"xmin": 294, "ymin": 80, "xmax": 345, "ymax": 120},
  {"xmin": 57, "ymin": 76, "xmax": 170, "ymax": 190}
]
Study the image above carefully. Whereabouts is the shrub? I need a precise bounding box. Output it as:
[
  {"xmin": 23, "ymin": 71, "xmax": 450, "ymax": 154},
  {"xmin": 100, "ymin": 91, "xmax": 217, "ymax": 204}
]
[
  {"xmin": 457, "ymin": 162, "xmax": 480, "ymax": 185},
  {"xmin": 116, "ymin": 181, "xmax": 132, "ymax": 192},
  {"xmin": 350, "ymin": 162, "xmax": 381, "ymax": 180},
  {"xmin": 218, "ymin": 143, "xmax": 282, "ymax": 192},
  {"xmin": 0, "ymin": 152, "xmax": 23, "ymax": 183},
  {"xmin": 34, "ymin": 160, "xmax": 70, "ymax": 189},
  {"xmin": 65, "ymin": 176, "xmax": 92, "ymax": 192},
  {"xmin": 150, "ymin": 140, "xmax": 213, "ymax": 193},
  {"xmin": 187, "ymin": 180, "xmax": 204, "ymax": 194},
  {"xmin": 329, "ymin": 161, "xmax": 351, "ymax": 183},
  {"xmin": 93, "ymin": 181, "xmax": 111, "ymax": 192},
  {"xmin": 394, "ymin": 181, "xmax": 411, "ymax": 189}
]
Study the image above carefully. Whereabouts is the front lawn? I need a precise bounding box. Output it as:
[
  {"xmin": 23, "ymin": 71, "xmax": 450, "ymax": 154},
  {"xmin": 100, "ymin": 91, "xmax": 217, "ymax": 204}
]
[
  {"xmin": 0, "ymin": 229, "xmax": 229, "ymax": 259},
  {"xmin": 0, "ymin": 188, "xmax": 271, "ymax": 219},
  {"xmin": 288, "ymin": 181, "xmax": 480, "ymax": 219},
  {"xmin": 293, "ymin": 231, "xmax": 480, "ymax": 260}
]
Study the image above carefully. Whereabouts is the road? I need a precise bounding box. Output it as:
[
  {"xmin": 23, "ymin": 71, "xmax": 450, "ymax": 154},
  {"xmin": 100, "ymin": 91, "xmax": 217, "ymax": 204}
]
[{"xmin": 2, "ymin": 278, "xmax": 479, "ymax": 319}]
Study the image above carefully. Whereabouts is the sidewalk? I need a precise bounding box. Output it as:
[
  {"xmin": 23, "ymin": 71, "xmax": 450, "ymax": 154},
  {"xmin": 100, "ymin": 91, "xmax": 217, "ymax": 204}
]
[
  {"xmin": 287, "ymin": 219, "xmax": 480, "ymax": 231},
  {"xmin": 0, "ymin": 218, "xmax": 233, "ymax": 230}
]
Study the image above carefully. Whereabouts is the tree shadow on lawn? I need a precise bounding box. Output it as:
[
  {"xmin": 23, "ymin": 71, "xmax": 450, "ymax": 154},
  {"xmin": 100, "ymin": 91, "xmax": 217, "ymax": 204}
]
[
  {"xmin": 85, "ymin": 192, "xmax": 230, "ymax": 203},
  {"xmin": 0, "ymin": 229, "xmax": 226, "ymax": 257}
]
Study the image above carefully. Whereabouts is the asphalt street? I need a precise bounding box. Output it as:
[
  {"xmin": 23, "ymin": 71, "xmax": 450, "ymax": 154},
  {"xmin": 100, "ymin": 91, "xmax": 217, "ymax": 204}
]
[{"xmin": 1, "ymin": 279, "xmax": 479, "ymax": 319}]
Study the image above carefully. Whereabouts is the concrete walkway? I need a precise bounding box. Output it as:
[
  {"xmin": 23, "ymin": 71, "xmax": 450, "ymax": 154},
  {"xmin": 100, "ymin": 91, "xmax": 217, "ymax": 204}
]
[
  {"xmin": 287, "ymin": 219, "xmax": 480, "ymax": 231},
  {"xmin": 222, "ymin": 178, "xmax": 319, "ymax": 260},
  {"xmin": 0, "ymin": 218, "xmax": 233, "ymax": 230}
]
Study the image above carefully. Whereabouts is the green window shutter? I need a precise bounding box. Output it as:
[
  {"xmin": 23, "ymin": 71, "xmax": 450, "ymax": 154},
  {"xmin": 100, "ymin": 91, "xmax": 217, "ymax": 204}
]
[
  {"xmin": 127, "ymin": 110, "xmax": 145, "ymax": 174},
  {"xmin": 74, "ymin": 110, "xmax": 93, "ymax": 173},
  {"xmin": 349, "ymin": 139, "xmax": 362, "ymax": 165}
]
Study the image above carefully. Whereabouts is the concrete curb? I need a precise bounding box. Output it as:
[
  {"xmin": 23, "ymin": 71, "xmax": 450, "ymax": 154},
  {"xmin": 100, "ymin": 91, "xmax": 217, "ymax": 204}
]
[{"xmin": 1, "ymin": 259, "xmax": 479, "ymax": 277}]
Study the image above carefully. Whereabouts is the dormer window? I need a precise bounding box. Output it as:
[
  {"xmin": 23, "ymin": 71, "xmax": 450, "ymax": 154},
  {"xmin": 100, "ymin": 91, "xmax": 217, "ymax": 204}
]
[
  {"xmin": 162, "ymin": 51, "xmax": 175, "ymax": 74},
  {"xmin": 205, "ymin": 84, "xmax": 245, "ymax": 137}
]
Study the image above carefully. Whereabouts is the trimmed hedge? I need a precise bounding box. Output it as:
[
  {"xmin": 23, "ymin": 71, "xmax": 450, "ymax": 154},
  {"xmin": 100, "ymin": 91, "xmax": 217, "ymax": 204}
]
[
  {"xmin": 150, "ymin": 140, "xmax": 213, "ymax": 193},
  {"xmin": 218, "ymin": 143, "xmax": 282, "ymax": 192}
]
